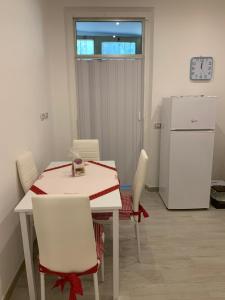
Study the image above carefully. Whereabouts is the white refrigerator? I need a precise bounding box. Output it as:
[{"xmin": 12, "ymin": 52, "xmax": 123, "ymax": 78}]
[{"xmin": 159, "ymin": 96, "xmax": 217, "ymax": 209}]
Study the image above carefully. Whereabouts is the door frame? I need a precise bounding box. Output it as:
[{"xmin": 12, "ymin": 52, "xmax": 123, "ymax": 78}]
[{"xmin": 65, "ymin": 6, "xmax": 154, "ymax": 154}]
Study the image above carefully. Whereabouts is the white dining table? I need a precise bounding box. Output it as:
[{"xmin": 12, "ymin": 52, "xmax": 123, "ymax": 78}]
[{"xmin": 15, "ymin": 161, "xmax": 122, "ymax": 300}]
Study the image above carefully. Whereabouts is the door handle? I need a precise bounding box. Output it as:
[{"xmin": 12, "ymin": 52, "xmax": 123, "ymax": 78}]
[{"xmin": 138, "ymin": 112, "xmax": 141, "ymax": 121}]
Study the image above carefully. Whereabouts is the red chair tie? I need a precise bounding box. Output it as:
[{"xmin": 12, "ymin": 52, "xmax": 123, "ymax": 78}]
[
  {"xmin": 39, "ymin": 263, "xmax": 98, "ymax": 300},
  {"xmin": 54, "ymin": 274, "xmax": 82, "ymax": 300},
  {"xmin": 131, "ymin": 204, "xmax": 149, "ymax": 222}
]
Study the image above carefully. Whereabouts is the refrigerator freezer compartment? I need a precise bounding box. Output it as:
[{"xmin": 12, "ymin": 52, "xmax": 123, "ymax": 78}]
[{"xmin": 170, "ymin": 97, "xmax": 216, "ymax": 130}]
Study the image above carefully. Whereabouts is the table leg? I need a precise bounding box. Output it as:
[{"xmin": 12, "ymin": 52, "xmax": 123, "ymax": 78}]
[
  {"xmin": 20, "ymin": 213, "xmax": 37, "ymax": 300},
  {"xmin": 113, "ymin": 210, "xmax": 119, "ymax": 300}
]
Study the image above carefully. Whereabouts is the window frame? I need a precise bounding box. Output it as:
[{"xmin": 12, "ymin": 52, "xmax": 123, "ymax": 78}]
[{"xmin": 74, "ymin": 18, "xmax": 144, "ymax": 60}]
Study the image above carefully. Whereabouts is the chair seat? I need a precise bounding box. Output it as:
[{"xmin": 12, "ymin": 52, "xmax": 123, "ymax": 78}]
[
  {"xmin": 92, "ymin": 191, "xmax": 149, "ymax": 222},
  {"xmin": 92, "ymin": 191, "xmax": 149, "ymax": 221}
]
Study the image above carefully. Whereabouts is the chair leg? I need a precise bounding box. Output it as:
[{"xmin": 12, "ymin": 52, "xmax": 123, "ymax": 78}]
[
  {"xmin": 40, "ymin": 272, "xmax": 45, "ymax": 300},
  {"xmin": 93, "ymin": 273, "xmax": 100, "ymax": 300},
  {"xmin": 101, "ymin": 232, "xmax": 105, "ymax": 282},
  {"xmin": 101, "ymin": 256, "xmax": 104, "ymax": 282},
  {"xmin": 29, "ymin": 215, "xmax": 34, "ymax": 255},
  {"xmin": 134, "ymin": 224, "xmax": 138, "ymax": 240},
  {"xmin": 135, "ymin": 222, "xmax": 141, "ymax": 263}
]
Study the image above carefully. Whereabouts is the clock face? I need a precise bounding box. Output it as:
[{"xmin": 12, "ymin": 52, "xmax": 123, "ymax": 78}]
[{"xmin": 190, "ymin": 57, "xmax": 213, "ymax": 80}]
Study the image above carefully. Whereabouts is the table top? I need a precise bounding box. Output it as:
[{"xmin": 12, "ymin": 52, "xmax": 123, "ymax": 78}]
[{"xmin": 15, "ymin": 161, "xmax": 122, "ymax": 213}]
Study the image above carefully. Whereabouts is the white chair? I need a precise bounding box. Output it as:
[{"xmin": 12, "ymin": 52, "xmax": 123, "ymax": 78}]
[
  {"xmin": 16, "ymin": 151, "xmax": 38, "ymax": 193},
  {"xmin": 16, "ymin": 151, "xmax": 39, "ymax": 252},
  {"xmin": 93, "ymin": 149, "xmax": 149, "ymax": 262},
  {"xmin": 72, "ymin": 139, "xmax": 100, "ymax": 161},
  {"xmin": 32, "ymin": 194, "xmax": 104, "ymax": 300}
]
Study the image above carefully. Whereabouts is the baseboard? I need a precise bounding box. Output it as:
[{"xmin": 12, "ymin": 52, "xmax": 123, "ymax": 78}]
[
  {"xmin": 145, "ymin": 184, "xmax": 159, "ymax": 192},
  {"xmin": 2, "ymin": 261, "xmax": 25, "ymax": 300}
]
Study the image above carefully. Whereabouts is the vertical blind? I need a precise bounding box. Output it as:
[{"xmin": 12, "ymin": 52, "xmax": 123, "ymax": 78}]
[{"xmin": 76, "ymin": 59, "xmax": 143, "ymax": 184}]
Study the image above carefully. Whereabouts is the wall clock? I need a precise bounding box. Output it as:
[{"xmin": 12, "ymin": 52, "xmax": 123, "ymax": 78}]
[{"xmin": 190, "ymin": 56, "xmax": 213, "ymax": 80}]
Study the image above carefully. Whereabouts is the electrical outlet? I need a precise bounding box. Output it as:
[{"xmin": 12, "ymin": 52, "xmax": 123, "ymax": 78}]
[
  {"xmin": 40, "ymin": 112, "xmax": 48, "ymax": 121},
  {"xmin": 154, "ymin": 123, "xmax": 162, "ymax": 129},
  {"xmin": 40, "ymin": 113, "xmax": 45, "ymax": 121}
]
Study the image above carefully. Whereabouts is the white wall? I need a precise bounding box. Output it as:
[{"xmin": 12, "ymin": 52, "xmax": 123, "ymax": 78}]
[
  {"xmin": 0, "ymin": 0, "xmax": 52, "ymax": 298},
  {"xmin": 150, "ymin": 0, "xmax": 225, "ymax": 186},
  {"xmin": 46, "ymin": 0, "xmax": 225, "ymax": 187}
]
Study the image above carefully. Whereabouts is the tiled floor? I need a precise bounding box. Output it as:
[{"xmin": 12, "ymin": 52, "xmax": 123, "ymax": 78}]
[{"xmin": 9, "ymin": 191, "xmax": 225, "ymax": 299}]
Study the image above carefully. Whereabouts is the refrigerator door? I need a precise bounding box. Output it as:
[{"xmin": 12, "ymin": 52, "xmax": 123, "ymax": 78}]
[
  {"xmin": 170, "ymin": 97, "xmax": 216, "ymax": 130},
  {"xmin": 168, "ymin": 130, "xmax": 214, "ymax": 209}
]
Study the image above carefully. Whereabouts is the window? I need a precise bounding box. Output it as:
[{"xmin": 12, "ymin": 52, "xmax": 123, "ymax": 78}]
[
  {"xmin": 75, "ymin": 20, "xmax": 143, "ymax": 57},
  {"xmin": 77, "ymin": 39, "xmax": 94, "ymax": 55},
  {"xmin": 102, "ymin": 42, "xmax": 136, "ymax": 55}
]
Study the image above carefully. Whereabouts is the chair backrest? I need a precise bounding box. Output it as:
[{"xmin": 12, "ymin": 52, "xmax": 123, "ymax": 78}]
[
  {"xmin": 72, "ymin": 139, "xmax": 100, "ymax": 161},
  {"xmin": 32, "ymin": 195, "xmax": 97, "ymax": 273},
  {"xmin": 16, "ymin": 151, "xmax": 38, "ymax": 193},
  {"xmin": 132, "ymin": 149, "xmax": 149, "ymax": 212}
]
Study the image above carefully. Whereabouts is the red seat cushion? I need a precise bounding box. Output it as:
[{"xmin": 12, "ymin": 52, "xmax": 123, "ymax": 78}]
[
  {"xmin": 92, "ymin": 191, "xmax": 133, "ymax": 221},
  {"xmin": 92, "ymin": 211, "xmax": 112, "ymax": 220},
  {"xmin": 119, "ymin": 191, "xmax": 133, "ymax": 219}
]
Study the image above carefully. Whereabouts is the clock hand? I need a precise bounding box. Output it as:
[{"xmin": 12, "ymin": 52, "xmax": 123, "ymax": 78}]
[{"xmin": 201, "ymin": 61, "xmax": 203, "ymax": 70}]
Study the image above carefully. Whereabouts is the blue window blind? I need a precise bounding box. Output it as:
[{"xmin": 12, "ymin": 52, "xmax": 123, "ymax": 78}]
[
  {"xmin": 77, "ymin": 40, "xmax": 94, "ymax": 55},
  {"xmin": 102, "ymin": 42, "xmax": 136, "ymax": 55}
]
